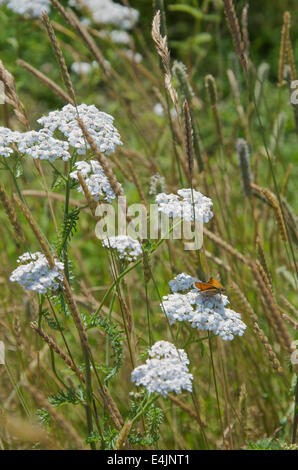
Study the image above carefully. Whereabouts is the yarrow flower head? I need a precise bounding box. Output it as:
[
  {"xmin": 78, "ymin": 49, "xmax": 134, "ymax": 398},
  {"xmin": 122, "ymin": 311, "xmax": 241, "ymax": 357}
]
[
  {"xmin": 71, "ymin": 62, "xmax": 93, "ymax": 76},
  {"xmin": 168, "ymin": 272, "xmax": 199, "ymax": 293},
  {"xmin": 0, "ymin": 127, "xmax": 18, "ymax": 158},
  {"xmin": 17, "ymin": 130, "xmax": 71, "ymax": 162},
  {"xmin": 153, "ymin": 103, "xmax": 164, "ymax": 117},
  {"xmin": 156, "ymin": 188, "xmax": 213, "ymax": 223},
  {"xmin": 10, "ymin": 252, "xmax": 64, "ymax": 294},
  {"xmin": 149, "ymin": 173, "xmax": 166, "ymax": 196},
  {"xmin": 37, "ymin": 104, "xmax": 122, "ymax": 155},
  {"xmin": 5, "ymin": 0, "xmax": 51, "ymax": 17},
  {"xmin": 102, "ymin": 235, "xmax": 142, "ymax": 262},
  {"xmin": 104, "ymin": 29, "xmax": 131, "ymax": 44},
  {"xmin": 77, "ymin": 0, "xmax": 139, "ymax": 30},
  {"xmin": 162, "ymin": 273, "xmax": 247, "ymax": 341},
  {"xmin": 131, "ymin": 341, "xmax": 193, "ymax": 396},
  {"xmin": 70, "ymin": 160, "xmax": 118, "ymax": 202}
]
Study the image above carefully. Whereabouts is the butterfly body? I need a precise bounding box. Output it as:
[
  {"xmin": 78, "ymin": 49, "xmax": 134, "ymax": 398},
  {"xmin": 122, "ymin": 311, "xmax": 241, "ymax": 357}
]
[{"xmin": 194, "ymin": 277, "xmax": 224, "ymax": 296}]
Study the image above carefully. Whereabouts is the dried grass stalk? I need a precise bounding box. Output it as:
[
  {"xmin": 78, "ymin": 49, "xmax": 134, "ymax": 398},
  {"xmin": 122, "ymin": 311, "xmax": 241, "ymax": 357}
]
[
  {"xmin": 152, "ymin": 11, "xmax": 180, "ymax": 120},
  {"xmin": 278, "ymin": 12, "xmax": 290, "ymax": 87},
  {"xmin": 0, "ymin": 183, "xmax": 25, "ymax": 247},
  {"xmin": 203, "ymin": 227, "xmax": 247, "ymax": 264},
  {"xmin": 30, "ymin": 322, "xmax": 85, "ymax": 381},
  {"xmin": 241, "ymin": 4, "xmax": 250, "ymax": 60},
  {"xmin": 222, "ymin": 0, "xmax": 247, "ymax": 71},
  {"xmin": 282, "ymin": 314, "xmax": 298, "ymax": 331},
  {"xmin": 168, "ymin": 394, "xmax": 206, "ymax": 426},
  {"xmin": 77, "ymin": 173, "xmax": 97, "ymax": 217},
  {"xmin": 232, "ymin": 282, "xmax": 283, "ymax": 375},
  {"xmin": 183, "ymin": 100, "xmax": 194, "ymax": 179},
  {"xmin": 256, "ymin": 236, "xmax": 272, "ymax": 289},
  {"xmin": 114, "ymin": 420, "xmax": 132, "ymax": 450},
  {"xmin": 249, "ymin": 261, "xmax": 292, "ymax": 353},
  {"xmin": 13, "ymin": 316, "xmax": 23, "ymax": 350},
  {"xmin": 100, "ymin": 385, "xmax": 124, "ymax": 430},
  {"xmin": 205, "ymin": 75, "xmax": 224, "ymax": 147},
  {"xmin": 17, "ymin": 59, "xmax": 74, "ymax": 105},
  {"xmin": 13, "ymin": 194, "xmax": 55, "ymax": 268},
  {"xmin": 0, "ymin": 60, "xmax": 29, "ymax": 129},
  {"xmin": 251, "ymin": 183, "xmax": 287, "ymax": 241},
  {"xmin": 42, "ymin": 12, "xmax": 76, "ymax": 104}
]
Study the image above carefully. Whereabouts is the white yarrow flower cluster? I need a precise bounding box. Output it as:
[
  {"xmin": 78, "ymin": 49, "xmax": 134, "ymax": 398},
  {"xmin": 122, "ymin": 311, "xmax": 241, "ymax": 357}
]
[
  {"xmin": 162, "ymin": 273, "xmax": 247, "ymax": 341},
  {"xmin": 0, "ymin": 127, "xmax": 17, "ymax": 158},
  {"xmin": 17, "ymin": 130, "xmax": 71, "ymax": 162},
  {"xmin": 124, "ymin": 49, "xmax": 143, "ymax": 63},
  {"xmin": 149, "ymin": 173, "xmax": 166, "ymax": 196},
  {"xmin": 102, "ymin": 235, "xmax": 142, "ymax": 262},
  {"xmin": 168, "ymin": 272, "xmax": 199, "ymax": 293},
  {"xmin": 153, "ymin": 103, "xmax": 164, "ymax": 117},
  {"xmin": 105, "ymin": 30, "xmax": 131, "ymax": 44},
  {"xmin": 10, "ymin": 252, "xmax": 64, "ymax": 294},
  {"xmin": 156, "ymin": 188, "xmax": 213, "ymax": 223},
  {"xmin": 5, "ymin": 0, "xmax": 51, "ymax": 17},
  {"xmin": 70, "ymin": 160, "xmax": 117, "ymax": 202},
  {"xmin": 131, "ymin": 341, "xmax": 193, "ymax": 396},
  {"xmin": 37, "ymin": 104, "xmax": 122, "ymax": 155},
  {"xmin": 79, "ymin": 0, "xmax": 139, "ymax": 30},
  {"xmin": 71, "ymin": 62, "xmax": 92, "ymax": 76}
]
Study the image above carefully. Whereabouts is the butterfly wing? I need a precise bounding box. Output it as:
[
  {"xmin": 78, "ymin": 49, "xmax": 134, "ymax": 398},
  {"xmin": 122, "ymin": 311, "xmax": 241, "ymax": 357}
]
[
  {"xmin": 208, "ymin": 277, "xmax": 224, "ymax": 289},
  {"xmin": 194, "ymin": 278, "xmax": 224, "ymax": 295},
  {"xmin": 194, "ymin": 281, "xmax": 215, "ymax": 291}
]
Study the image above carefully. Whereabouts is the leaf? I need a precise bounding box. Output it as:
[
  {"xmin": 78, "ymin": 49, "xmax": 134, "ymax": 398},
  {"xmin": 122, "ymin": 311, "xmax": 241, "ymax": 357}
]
[
  {"xmin": 57, "ymin": 207, "xmax": 81, "ymax": 256},
  {"xmin": 168, "ymin": 5, "xmax": 219, "ymax": 22},
  {"xmin": 48, "ymin": 388, "xmax": 80, "ymax": 407},
  {"xmin": 83, "ymin": 313, "xmax": 124, "ymax": 383},
  {"xmin": 42, "ymin": 309, "xmax": 62, "ymax": 331}
]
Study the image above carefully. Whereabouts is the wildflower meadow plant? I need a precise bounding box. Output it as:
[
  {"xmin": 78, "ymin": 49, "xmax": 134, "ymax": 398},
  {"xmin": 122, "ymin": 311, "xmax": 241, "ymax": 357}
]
[
  {"xmin": 0, "ymin": 0, "xmax": 297, "ymax": 453},
  {"xmin": 131, "ymin": 341, "xmax": 193, "ymax": 397},
  {"xmin": 4, "ymin": 0, "xmax": 51, "ymax": 17},
  {"xmin": 102, "ymin": 235, "xmax": 142, "ymax": 262},
  {"xmin": 37, "ymin": 104, "xmax": 122, "ymax": 155},
  {"xmin": 70, "ymin": 160, "xmax": 118, "ymax": 202},
  {"xmin": 162, "ymin": 273, "xmax": 247, "ymax": 341},
  {"xmin": 156, "ymin": 188, "xmax": 213, "ymax": 223},
  {"xmin": 10, "ymin": 252, "xmax": 64, "ymax": 294}
]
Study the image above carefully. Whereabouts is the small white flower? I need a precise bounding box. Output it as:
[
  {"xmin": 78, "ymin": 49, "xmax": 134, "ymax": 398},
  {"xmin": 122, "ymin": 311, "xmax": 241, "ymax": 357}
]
[
  {"xmin": 124, "ymin": 49, "xmax": 143, "ymax": 63},
  {"xmin": 70, "ymin": 159, "xmax": 118, "ymax": 202},
  {"xmin": 79, "ymin": 0, "xmax": 139, "ymax": 30},
  {"xmin": 161, "ymin": 273, "xmax": 247, "ymax": 341},
  {"xmin": 168, "ymin": 272, "xmax": 198, "ymax": 293},
  {"xmin": 37, "ymin": 103, "xmax": 122, "ymax": 155},
  {"xmin": 153, "ymin": 103, "xmax": 164, "ymax": 117},
  {"xmin": 106, "ymin": 30, "xmax": 131, "ymax": 44},
  {"xmin": 10, "ymin": 252, "xmax": 64, "ymax": 294},
  {"xmin": 131, "ymin": 341, "xmax": 193, "ymax": 396},
  {"xmin": 71, "ymin": 62, "xmax": 92, "ymax": 75},
  {"xmin": 156, "ymin": 188, "xmax": 213, "ymax": 223},
  {"xmin": 17, "ymin": 130, "xmax": 71, "ymax": 162},
  {"xmin": 5, "ymin": 0, "xmax": 51, "ymax": 17},
  {"xmin": 149, "ymin": 173, "xmax": 166, "ymax": 195},
  {"xmin": 0, "ymin": 127, "xmax": 18, "ymax": 158},
  {"xmin": 102, "ymin": 235, "xmax": 142, "ymax": 262}
]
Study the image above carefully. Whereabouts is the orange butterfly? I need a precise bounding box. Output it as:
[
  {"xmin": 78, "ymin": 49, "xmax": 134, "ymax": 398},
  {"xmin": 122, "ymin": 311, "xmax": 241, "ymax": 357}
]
[{"xmin": 194, "ymin": 277, "xmax": 224, "ymax": 295}]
